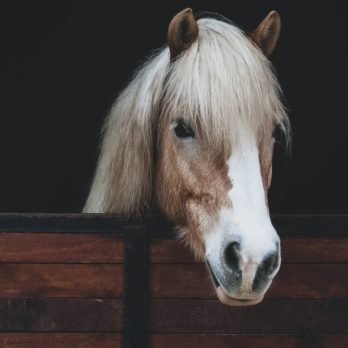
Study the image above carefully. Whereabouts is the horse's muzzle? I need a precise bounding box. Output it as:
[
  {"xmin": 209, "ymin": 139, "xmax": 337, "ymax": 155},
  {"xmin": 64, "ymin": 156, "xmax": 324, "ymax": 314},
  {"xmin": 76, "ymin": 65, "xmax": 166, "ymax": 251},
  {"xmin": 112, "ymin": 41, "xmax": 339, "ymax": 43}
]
[{"xmin": 206, "ymin": 241, "xmax": 280, "ymax": 306}]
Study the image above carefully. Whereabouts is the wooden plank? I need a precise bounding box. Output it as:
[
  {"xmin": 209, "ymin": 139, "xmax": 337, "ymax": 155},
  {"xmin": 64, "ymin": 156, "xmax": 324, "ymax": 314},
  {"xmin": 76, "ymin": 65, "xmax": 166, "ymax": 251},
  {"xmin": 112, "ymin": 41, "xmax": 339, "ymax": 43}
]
[
  {"xmin": 150, "ymin": 240, "xmax": 194, "ymax": 263},
  {"xmin": 281, "ymin": 236, "xmax": 348, "ymax": 263},
  {"xmin": 150, "ymin": 299, "xmax": 348, "ymax": 334},
  {"xmin": 0, "ymin": 333, "xmax": 122, "ymax": 348},
  {"xmin": 0, "ymin": 234, "xmax": 346, "ymax": 264},
  {"xmin": 149, "ymin": 334, "xmax": 348, "ymax": 348},
  {"xmin": 0, "ymin": 298, "xmax": 122, "ymax": 332},
  {"xmin": 1, "ymin": 299, "xmax": 346, "ymax": 335},
  {"xmin": 150, "ymin": 236, "xmax": 348, "ymax": 263},
  {"xmin": 0, "ymin": 264, "xmax": 123, "ymax": 297},
  {"xmin": 150, "ymin": 264, "xmax": 348, "ymax": 299},
  {"xmin": 0, "ymin": 214, "xmax": 348, "ymax": 237},
  {"xmin": 0, "ymin": 233, "xmax": 123, "ymax": 263},
  {"xmin": 0, "ymin": 214, "xmax": 172, "ymax": 235},
  {"xmin": 4, "ymin": 334, "xmax": 346, "ymax": 348},
  {"xmin": 0, "ymin": 263, "xmax": 345, "ymax": 299}
]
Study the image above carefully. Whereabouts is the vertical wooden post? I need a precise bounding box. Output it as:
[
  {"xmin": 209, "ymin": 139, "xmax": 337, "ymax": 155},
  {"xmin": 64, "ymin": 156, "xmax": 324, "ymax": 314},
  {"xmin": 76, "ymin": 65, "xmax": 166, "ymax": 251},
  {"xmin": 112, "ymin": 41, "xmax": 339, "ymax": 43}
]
[{"xmin": 123, "ymin": 225, "xmax": 149, "ymax": 348}]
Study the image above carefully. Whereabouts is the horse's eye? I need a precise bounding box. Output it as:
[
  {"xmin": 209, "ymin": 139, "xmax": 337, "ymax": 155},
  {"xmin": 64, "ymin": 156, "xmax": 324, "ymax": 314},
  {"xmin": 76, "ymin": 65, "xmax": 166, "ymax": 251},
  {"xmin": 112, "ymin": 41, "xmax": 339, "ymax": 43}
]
[
  {"xmin": 174, "ymin": 120, "xmax": 195, "ymax": 138},
  {"xmin": 272, "ymin": 125, "xmax": 282, "ymax": 145}
]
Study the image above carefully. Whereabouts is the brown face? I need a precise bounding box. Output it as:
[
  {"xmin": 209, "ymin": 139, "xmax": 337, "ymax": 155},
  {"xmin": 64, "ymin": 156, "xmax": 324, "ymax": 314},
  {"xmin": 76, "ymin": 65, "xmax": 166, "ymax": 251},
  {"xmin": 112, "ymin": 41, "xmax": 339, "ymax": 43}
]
[
  {"xmin": 156, "ymin": 117, "xmax": 275, "ymax": 250},
  {"xmin": 155, "ymin": 116, "xmax": 279, "ymax": 306}
]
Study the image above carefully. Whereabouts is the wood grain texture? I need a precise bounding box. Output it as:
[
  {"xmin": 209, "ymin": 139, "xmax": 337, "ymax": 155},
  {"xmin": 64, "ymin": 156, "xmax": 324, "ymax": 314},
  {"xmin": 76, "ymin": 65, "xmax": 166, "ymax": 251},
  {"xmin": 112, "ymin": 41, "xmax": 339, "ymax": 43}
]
[
  {"xmin": 1, "ymin": 334, "xmax": 346, "ymax": 348},
  {"xmin": 0, "ymin": 214, "xmax": 172, "ymax": 235},
  {"xmin": 150, "ymin": 299, "xmax": 348, "ymax": 334},
  {"xmin": 1, "ymin": 214, "xmax": 348, "ymax": 236},
  {"xmin": 0, "ymin": 233, "xmax": 347, "ymax": 264},
  {"xmin": 1, "ymin": 299, "xmax": 346, "ymax": 334},
  {"xmin": 0, "ymin": 233, "xmax": 123, "ymax": 263},
  {"xmin": 280, "ymin": 236, "xmax": 348, "ymax": 263},
  {"xmin": 150, "ymin": 264, "xmax": 348, "ymax": 299},
  {"xmin": 0, "ymin": 263, "xmax": 346, "ymax": 299},
  {"xmin": 150, "ymin": 236, "xmax": 348, "ymax": 263},
  {"xmin": 149, "ymin": 334, "xmax": 348, "ymax": 348},
  {"xmin": 0, "ymin": 264, "xmax": 123, "ymax": 297},
  {"xmin": 0, "ymin": 298, "xmax": 122, "ymax": 332},
  {"xmin": 0, "ymin": 333, "xmax": 122, "ymax": 348}
]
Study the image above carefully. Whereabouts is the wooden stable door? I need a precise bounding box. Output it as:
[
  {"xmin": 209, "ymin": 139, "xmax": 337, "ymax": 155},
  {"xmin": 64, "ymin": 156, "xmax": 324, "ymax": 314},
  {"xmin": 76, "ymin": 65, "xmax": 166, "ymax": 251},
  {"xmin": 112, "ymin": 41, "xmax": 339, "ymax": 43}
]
[{"xmin": 0, "ymin": 214, "xmax": 347, "ymax": 347}]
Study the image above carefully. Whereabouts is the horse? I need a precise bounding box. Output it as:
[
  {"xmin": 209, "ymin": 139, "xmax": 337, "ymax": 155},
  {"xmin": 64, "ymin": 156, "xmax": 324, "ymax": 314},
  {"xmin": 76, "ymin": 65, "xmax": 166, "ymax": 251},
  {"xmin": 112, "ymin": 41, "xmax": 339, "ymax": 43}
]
[{"xmin": 83, "ymin": 8, "xmax": 290, "ymax": 306}]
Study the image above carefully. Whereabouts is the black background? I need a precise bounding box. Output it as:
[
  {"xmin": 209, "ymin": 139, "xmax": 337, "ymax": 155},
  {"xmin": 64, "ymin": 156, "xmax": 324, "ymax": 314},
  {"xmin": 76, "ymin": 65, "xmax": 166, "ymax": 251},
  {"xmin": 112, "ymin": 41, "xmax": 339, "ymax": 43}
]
[{"xmin": 2, "ymin": 1, "xmax": 347, "ymax": 213}]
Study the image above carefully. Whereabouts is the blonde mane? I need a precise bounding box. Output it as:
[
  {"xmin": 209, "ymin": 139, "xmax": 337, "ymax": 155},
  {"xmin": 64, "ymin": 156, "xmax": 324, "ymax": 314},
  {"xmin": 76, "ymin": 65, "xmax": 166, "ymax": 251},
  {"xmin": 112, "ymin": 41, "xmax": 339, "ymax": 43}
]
[{"xmin": 83, "ymin": 17, "xmax": 289, "ymax": 214}]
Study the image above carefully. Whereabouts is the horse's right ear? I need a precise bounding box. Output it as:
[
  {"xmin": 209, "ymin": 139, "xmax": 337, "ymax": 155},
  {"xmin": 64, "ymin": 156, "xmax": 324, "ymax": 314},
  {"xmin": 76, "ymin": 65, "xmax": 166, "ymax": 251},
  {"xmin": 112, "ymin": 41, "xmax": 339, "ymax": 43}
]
[
  {"xmin": 251, "ymin": 11, "xmax": 281, "ymax": 57},
  {"xmin": 168, "ymin": 8, "xmax": 199, "ymax": 60}
]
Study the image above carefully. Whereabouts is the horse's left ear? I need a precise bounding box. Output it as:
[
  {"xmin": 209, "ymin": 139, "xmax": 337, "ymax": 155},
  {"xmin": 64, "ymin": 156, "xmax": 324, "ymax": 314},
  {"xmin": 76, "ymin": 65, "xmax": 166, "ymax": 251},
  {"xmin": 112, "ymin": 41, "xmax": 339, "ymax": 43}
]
[
  {"xmin": 251, "ymin": 11, "xmax": 281, "ymax": 57},
  {"xmin": 168, "ymin": 8, "xmax": 199, "ymax": 60}
]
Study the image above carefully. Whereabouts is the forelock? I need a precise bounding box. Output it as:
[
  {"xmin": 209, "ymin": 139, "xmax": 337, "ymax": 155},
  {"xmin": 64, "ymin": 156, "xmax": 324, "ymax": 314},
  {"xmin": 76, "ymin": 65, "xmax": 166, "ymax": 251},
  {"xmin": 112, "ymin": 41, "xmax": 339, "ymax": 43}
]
[{"xmin": 161, "ymin": 17, "xmax": 290, "ymax": 155}]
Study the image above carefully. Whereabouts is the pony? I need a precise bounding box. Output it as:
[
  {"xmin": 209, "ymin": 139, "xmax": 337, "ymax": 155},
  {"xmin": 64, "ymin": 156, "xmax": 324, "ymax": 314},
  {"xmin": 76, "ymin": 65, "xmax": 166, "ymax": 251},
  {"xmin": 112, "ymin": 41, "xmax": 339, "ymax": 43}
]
[{"xmin": 84, "ymin": 8, "xmax": 290, "ymax": 306}]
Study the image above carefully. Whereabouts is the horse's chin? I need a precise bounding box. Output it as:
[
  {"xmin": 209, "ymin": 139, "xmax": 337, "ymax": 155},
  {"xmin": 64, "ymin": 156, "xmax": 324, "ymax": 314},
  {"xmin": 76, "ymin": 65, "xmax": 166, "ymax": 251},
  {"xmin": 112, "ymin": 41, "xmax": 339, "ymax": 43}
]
[
  {"xmin": 206, "ymin": 261, "xmax": 264, "ymax": 306},
  {"xmin": 216, "ymin": 286, "xmax": 264, "ymax": 306}
]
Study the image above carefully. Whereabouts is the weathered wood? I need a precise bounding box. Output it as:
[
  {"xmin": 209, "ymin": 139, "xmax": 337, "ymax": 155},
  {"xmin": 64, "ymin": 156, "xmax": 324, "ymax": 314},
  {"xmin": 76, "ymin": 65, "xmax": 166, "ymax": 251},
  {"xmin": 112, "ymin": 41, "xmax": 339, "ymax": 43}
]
[
  {"xmin": 150, "ymin": 236, "xmax": 348, "ymax": 263},
  {"xmin": 149, "ymin": 334, "xmax": 348, "ymax": 348},
  {"xmin": 1, "ymin": 333, "xmax": 346, "ymax": 348},
  {"xmin": 280, "ymin": 236, "xmax": 348, "ymax": 263},
  {"xmin": 0, "ymin": 214, "xmax": 172, "ymax": 235},
  {"xmin": 0, "ymin": 298, "xmax": 122, "ymax": 332},
  {"xmin": 150, "ymin": 299, "xmax": 348, "ymax": 334},
  {"xmin": 0, "ymin": 233, "xmax": 123, "ymax": 263},
  {"xmin": 0, "ymin": 214, "xmax": 346, "ymax": 347},
  {"xmin": 0, "ymin": 264, "xmax": 123, "ymax": 297},
  {"xmin": 1, "ymin": 234, "xmax": 346, "ymax": 264},
  {"xmin": 0, "ymin": 263, "xmax": 345, "ymax": 299},
  {"xmin": 150, "ymin": 264, "xmax": 348, "ymax": 299},
  {"xmin": 0, "ymin": 214, "xmax": 348, "ymax": 236},
  {"xmin": 150, "ymin": 239, "xmax": 194, "ymax": 263},
  {"xmin": 1, "ymin": 299, "xmax": 346, "ymax": 334},
  {"xmin": 0, "ymin": 333, "xmax": 122, "ymax": 348}
]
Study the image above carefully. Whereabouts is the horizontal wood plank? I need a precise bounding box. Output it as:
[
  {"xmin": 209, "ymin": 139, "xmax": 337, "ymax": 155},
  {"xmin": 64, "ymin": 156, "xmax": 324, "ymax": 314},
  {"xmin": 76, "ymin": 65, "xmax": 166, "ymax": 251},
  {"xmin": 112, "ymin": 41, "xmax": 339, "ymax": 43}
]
[
  {"xmin": 0, "ymin": 214, "xmax": 348, "ymax": 236},
  {"xmin": 150, "ymin": 264, "xmax": 348, "ymax": 299},
  {"xmin": 280, "ymin": 236, "xmax": 348, "ymax": 263},
  {"xmin": 0, "ymin": 214, "xmax": 172, "ymax": 235},
  {"xmin": 150, "ymin": 236, "xmax": 348, "ymax": 263},
  {"xmin": 1, "ymin": 334, "xmax": 346, "ymax": 348},
  {"xmin": 0, "ymin": 333, "xmax": 121, "ymax": 348},
  {"xmin": 0, "ymin": 263, "xmax": 345, "ymax": 299},
  {"xmin": 149, "ymin": 334, "xmax": 348, "ymax": 348},
  {"xmin": 0, "ymin": 298, "xmax": 122, "ymax": 332},
  {"xmin": 0, "ymin": 234, "xmax": 347, "ymax": 264},
  {"xmin": 0, "ymin": 264, "xmax": 123, "ymax": 297},
  {"xmin": 0, "ymin": 233, "xmax": 123, "ymax": 263},
  {"xmin": 0, "ymin": 299, "xmax": 346, "ymax": 334},
  {"xmin": 150, "ymin": 299, "xmax": 348, "ymax": 334}
]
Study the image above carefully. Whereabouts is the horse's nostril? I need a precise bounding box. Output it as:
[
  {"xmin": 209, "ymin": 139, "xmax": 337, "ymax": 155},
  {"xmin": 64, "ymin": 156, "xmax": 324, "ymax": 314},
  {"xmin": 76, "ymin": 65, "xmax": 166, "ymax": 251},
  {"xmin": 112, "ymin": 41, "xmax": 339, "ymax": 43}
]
[
  {"xmin": 262, "ymin": 251, "xmax": 280, "ymax": 276},
  {"xmin": 223, "ymin": 242, "xmax": 241, "ymax": 273},
  {"xmin": 253, "ymin": 251, "xmax": 280, "ymax": 293}
]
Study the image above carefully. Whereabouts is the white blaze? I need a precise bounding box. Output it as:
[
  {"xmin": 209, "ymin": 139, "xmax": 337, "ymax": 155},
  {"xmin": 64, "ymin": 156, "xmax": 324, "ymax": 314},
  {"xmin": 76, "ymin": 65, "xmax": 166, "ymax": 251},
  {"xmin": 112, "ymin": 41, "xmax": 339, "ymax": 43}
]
[
  {"xmin": 205, "ymin": 135, "xmax": 279, "ymax": 270},
  {"xmin": 226, "ymin": 138, "xmax": 278, "ymax": 264}
]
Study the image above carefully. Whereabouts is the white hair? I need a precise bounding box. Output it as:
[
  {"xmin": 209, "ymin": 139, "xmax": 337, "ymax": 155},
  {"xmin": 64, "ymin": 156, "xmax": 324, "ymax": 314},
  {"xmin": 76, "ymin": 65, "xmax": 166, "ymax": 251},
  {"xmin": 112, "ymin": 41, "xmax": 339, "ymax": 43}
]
[{"xmin": 83, "ymin": 17, "xmax": 289, "ymax": 214}]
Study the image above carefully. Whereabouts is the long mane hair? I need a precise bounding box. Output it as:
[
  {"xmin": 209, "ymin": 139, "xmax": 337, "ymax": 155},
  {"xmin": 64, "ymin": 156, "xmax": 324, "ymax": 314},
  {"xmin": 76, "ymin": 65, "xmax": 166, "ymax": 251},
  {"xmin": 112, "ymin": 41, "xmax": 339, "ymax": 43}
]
[{"xmin": 83, "ymin": 17, "xmax": 289, "ymax": 215}]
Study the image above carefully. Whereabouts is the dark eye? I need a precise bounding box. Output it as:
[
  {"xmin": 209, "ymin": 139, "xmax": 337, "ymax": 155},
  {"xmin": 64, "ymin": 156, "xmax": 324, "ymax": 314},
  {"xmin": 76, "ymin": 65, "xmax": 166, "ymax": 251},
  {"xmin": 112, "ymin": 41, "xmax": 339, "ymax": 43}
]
[
  {"xmin": 272, "ymin": 125, "xmax": 282, "ymax": 145},
  {"xmin": 174, "ymin": 120, "xmax": 195, "ymax": 138}
]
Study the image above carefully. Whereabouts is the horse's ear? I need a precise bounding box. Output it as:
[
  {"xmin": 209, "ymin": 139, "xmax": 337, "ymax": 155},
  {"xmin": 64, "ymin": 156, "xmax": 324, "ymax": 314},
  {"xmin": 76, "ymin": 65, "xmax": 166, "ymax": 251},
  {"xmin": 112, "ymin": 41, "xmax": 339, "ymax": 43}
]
[
  {"xmin": 168, "ymin": 8, "xmax": 199, "ymax": 60},
  {"xmin": 251, "ymin": 11, "xmax": 281, "ymax": 57}
]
